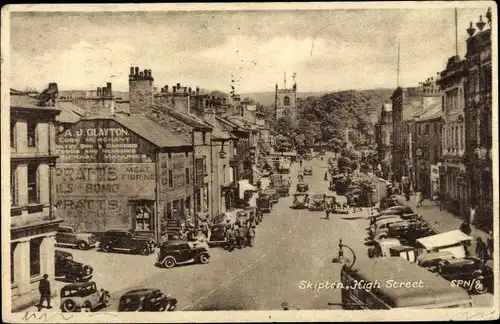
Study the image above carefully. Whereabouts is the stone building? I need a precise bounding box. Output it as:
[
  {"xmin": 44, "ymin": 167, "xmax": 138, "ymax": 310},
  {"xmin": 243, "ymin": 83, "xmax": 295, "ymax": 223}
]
[
  {"xmin": 391, "ymin": 78, "xmax": 441, "ymax": 186},
  {"xmin": 54, "ymin": 110, "xmax": 193, "ymax": 241},
  {"xmin": 274, "ymin": 75, "xmax": 297, "ymax": 121},
  {"xmin": 413, "ymin": 110, "xmax": 443, "ymax": 198},
  {"xmin": 437, "ymin": 55, "xmax": 468, "ymax": 216},
  {"xmin": 10, "ymin": 88, "xmax": 63, "ymax": 311},
  {"xmin": 464, "ymin": 11, "xmax": 493, "ymax": 230},
  {"xmin": 375, "ymin": 102, "xmax": 393, "ymax": 178}
]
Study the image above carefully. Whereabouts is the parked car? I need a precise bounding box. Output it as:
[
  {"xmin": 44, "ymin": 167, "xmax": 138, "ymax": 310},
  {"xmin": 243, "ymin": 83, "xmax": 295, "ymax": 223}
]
[
  {"xmin": 55, "ymin": 250, "xmax": 94, "ymax": 283},
  {"xmin": 367, "ymin": 238, "xmax": 403, "ymax": 258},
  {"xmin": 208, "ymin": 224, "xmax": 227, "ymax": 247},
  {"xmin": 100, "ymin": 230, "xmax": 155, "ymax": 255},
  {"xmin": 156, "ymin": 240, "xmax": 210, "ymax": 269},
  {"xmin": 118, "ymin": 289, "xmax": 177, "ymax": 312},
  {"xmin": 303, "ymin": 166, "xmax": 313, "ymax": 176},
  {"xmin": 56, "ymin": 226, "xmax": 97, "ymax": 250},
  {"xmin": 417, "ymin": 251, "xmax": 455, "ymax": 273},
  {"xmin": 367, "ymin": 216, "xmax": 404, "ymax": 240},
  {"xmin": 437, "ymin": 258, "xmax": 493, "ymax": 294},
  {"xmin": 256, "ymin": 194, "xmax": 272, "ymax": 213},
  {"xmin": 296, "ymin": 182, "xmax": 309, "ymax": 193},
  {"xmin": 60, "ymin": 281, "xmax": 110, "ymax": 312},
  {"xmin": 263, "ymin": 188, "xmax": 279, "ymax": 204}
]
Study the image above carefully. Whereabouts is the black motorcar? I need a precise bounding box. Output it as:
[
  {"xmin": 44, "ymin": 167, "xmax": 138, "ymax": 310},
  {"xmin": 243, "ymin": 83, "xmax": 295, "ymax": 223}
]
[
  {"xmin": 437, "ymin": 257, "xmax": 494, "ymax": 294},
  {"xmin": 156, "ymin": 240, "xmax": 210, "ymax": 269},
  {"xmin": 118, "ymin": 289, "xmax": 177, "ymax": 312},
  {"xmin": 55, "ymin": 250, "xmax": 94, "ymax": 283},
  {"xmin": 208, "ymin": 224, "xmax": 227, "ymax": 247},
  {"xmin": 100, "ymin": 230, "xmax": 155, "ymax": 255}
]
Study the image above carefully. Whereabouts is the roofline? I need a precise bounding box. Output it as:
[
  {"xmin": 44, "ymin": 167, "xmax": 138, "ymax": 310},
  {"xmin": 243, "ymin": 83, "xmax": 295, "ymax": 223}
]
[{"xmin": 161, "ymin": 107, "xmax": 212, "ymax": 131}]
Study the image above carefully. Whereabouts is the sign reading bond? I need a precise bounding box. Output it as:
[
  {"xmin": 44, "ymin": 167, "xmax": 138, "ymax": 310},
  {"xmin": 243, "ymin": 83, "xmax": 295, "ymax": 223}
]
[{"xmin": 56, "ymin": 124, "xmax": 152, "ymax": 163}]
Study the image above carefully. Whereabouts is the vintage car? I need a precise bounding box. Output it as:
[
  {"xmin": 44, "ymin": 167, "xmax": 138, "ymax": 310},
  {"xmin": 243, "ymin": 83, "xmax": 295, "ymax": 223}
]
[
  {"xmin": 208, "ymin": 224, "xmax": 228, "ymax": 247},
  {"xmin": 437, "ymin": 258, "xmax": 493, "ymax": 294},
  {"xmin": 369, "ymin": 206, "xmax": 419, "ymax": 225},
  {"xmin": 386, "ymin": 219, "xmax": 436, "ymax": 243},
  {"xmin": 388, "ymin": 245, "xmax": 419, "ymax": 262},
  {"xmin": 417, "ymin": 251, "xmax": 456, "ymax": 273},
  {"xmin": 367, "ymin": 216, "xmax": 404, "ymax": 240},
  {"xmin": 346, "ymin": 189, "xmax": 363, "ymax": 206},
  {"xmin": 378, "ymin": 196, "xmax": 400, "ymax": 211},
  {"xmin": 156, "ymin": 240, "xmax": 211, "ymax": 268},
  {"xmin": 118, "ymin": 288, "xmax": 177, "ymax": 312},
  {"xmin": 332, "ymin": 195, "xmax": 349, "ymax": 214},
  {"xmin": 100, "ymin": 230, "xmax": 156, "ymax": 255},
  {"xmin": 296, "ymin": 183, "xmax": 309, "ymax": 193},
  {"xmin": 55, "ymin": 250, "xmax": 94, "ymax": 283},
  {"xmin": 263, "ymin": 188, "xmax": 279, "ymax": 204},
  {"xmin": 256, "ymin": 194, "xmax": 272, "ymax": 213},
  {"xmin": 274, "ymin": 179, "xmax": 291, "ymax": 197},
  {"xmin": 367, "ymin": 238, "xmax": 403, "ymax": 258},
  {"xmin": 324, "ymin": 194, "xmax": 337, "ymax": 209},
  {"xmin": 291, "ymin": 193, "xmax": 309, "ymax": 209},
  {"xmin": 415, "ymin": 230, "xmax": 473, "ymax": 259},
  {"xmin": 303, "ymin": 166, "xmax": 313, "ymax": 176},
  {"xmin": 304, "ymin": 154, "xmax": 312, "ymax": 160},
  {"xmin": 56, "ymin": 226, "xmax": 98, "ymax": 250},
  {"xmin": 309, "ymin": 193, "xmax": 326, "ymax": 211},
  {"xmin": 60, "ymin": 281, "xmax": 110, "ymax": 312},
  {"xmin": 319, "ymin": 149, "xmax": 326, "ymax": 155}
]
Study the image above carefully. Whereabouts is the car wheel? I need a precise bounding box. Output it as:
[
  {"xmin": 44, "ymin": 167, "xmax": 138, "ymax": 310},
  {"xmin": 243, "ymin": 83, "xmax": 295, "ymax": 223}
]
[
  {"xmin": 78, "ymin": 241, "xmax": 89, "ymax": 250},
  {"xmin": 62, "ymin": 299, "xmax": 77, "ymax": 312},
  {"xmin": 199, "ymin": 254, "xmax": 210, "ymax": 264},
  {"xmin": 158, "ymin": 303, "xmax": 167, "ymax": 312},
  {"xmin": 163, "ymin": 257, "xmax": 176, "ymax": 269},
  {"xmin": 102, "ymin": 244, "xmax": 112, "ymax": 252},
  {"xmin": 81, "ymin": 301, "xmax": 93, "ymax": 312},
  {"xmin": 140, "ymin": 246, "xmax": 151, "ymax": 256},
  {"xmin": 473, "ymin": 279, "xmax": 488, "ymax": 294},
  {"xmin": 101, "ymin": 292, "xmax": 111, "ymax": 307}
]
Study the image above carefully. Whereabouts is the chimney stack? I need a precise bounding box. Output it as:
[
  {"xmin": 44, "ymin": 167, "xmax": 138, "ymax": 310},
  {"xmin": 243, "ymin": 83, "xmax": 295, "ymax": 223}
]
[
  {"xmin": 130, "ymin": 67, "xmax": 134, "ymax": 75},
  {"xmin": 184, "ymin": 87, "xmax": 187, "ymax": 93},
  {"xmin": 165, "ymin": 85, "xmax": 168, "ymax": 92},
  {"xmin": 97, "ymin": 87, "xmax": 101, "ymax": 97},
  {"xmin": 196, "ymin": 87, "xmax": 200, "ymax": 95},
  {"xmin": 135, "ymin": 66, "xmax": 139, "ymax": 75},
  {"xmin": 139, "ymin": 71, "xmax": 144, "ymax": 77},
  {"xmin": 173, "ymin": 86, "xmax": 176, "ymax": 93},
  {"xmin": 107, "ymin": 82, "xmax": 112, "ymax": 97},
  {"xmin": 188, "ymin": 87, "xmax": 192, "ymax": 94},
  {"xmin": 177, "ymin": 83, "xmax": 181, "ymax": 89}
]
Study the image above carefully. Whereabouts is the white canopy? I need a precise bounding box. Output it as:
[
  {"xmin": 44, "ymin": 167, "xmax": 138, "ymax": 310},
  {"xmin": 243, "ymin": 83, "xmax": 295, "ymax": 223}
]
[
  {"xmin": 238, "ymin": 180, "xmax": 257, "ymax": 199},
  {"xmin": 416, "ymin": 230, "xmax": 473, "ymax": 250}
]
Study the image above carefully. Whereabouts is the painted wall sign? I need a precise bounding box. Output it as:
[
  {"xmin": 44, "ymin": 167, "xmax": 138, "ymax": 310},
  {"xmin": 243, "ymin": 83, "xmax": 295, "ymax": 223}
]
[
  {"xmin": 56, "ymin": 119, "xmax": 155, "ymax": 163},
  {"xmin": 54, "ymin": 163, "xmax": 156, "ymax": 232}
]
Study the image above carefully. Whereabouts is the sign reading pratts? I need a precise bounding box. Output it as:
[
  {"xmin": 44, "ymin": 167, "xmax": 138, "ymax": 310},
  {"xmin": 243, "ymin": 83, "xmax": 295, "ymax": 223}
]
[
  {"xmin": 55, "ymin": 163, "xmax": 156, "ymax": 196},
  {"xmin": 56, "ymin": 124, "xmax": 152, "ymax": 163}
]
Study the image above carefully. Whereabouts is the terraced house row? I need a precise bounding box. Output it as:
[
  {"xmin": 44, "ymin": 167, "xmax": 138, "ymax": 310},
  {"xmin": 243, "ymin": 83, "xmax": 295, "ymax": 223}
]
[{"xmin": 9, "ymin": 66, "xmax": 274, "ymax": 310}]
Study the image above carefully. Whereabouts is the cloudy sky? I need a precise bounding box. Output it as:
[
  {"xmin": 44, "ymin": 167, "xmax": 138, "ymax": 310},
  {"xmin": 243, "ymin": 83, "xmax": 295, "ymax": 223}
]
[{"xmin": 8, "ymin": 4, "xmax": 492, "ymax": 93}]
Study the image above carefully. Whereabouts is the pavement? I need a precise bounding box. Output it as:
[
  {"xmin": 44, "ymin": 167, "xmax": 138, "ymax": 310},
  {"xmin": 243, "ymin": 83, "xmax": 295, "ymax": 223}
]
[{"xmin": 19, "ymin": 153, "xmax": 493, "ymax": 312}]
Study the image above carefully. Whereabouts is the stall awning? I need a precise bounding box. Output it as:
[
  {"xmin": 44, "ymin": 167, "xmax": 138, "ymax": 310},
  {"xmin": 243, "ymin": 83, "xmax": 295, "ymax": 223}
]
[
  {"xmin": 238, "ymin": 180, "xmax": 257, "ymax": 199},
  {"xmin": 416, "ymin": 230, "xmax": 473, "ymax": 250}
]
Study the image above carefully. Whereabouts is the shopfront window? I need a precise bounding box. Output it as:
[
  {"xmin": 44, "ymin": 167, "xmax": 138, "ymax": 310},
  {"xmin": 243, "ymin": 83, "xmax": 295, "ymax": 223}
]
[
  {"xmin": 135, "ymin": 203, "xmax": 153, "ymax": 231},
  {"xmin": 30, "ymin": 238, "xmax": 42, "ymax": 278},
  {"xmin": 27, "ymin": 163, "xmax": 39, "ymax": 204},
  {"xmin": 203, "ymin": 183, "xmax": 209, "ymax": 212}
]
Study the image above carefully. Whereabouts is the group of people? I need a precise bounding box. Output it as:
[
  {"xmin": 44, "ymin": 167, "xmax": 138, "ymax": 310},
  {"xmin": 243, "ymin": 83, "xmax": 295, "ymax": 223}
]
[
  {"xmin": 224, "ymin": 216, "xmax": 257, "ymax": 252},
  {"xmin": 174, "ymin": 217, "xmax": 213, "ymax": 244},
  {"xmin": 459, "ymin": 220, "xmax": 494, "ymax": 262}
]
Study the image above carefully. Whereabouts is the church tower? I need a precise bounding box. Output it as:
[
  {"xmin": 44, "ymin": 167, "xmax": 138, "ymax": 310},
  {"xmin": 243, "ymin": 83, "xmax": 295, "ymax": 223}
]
[{"xmin": 274, "ymin": 72, "xmax": 297, "ymax": 121}]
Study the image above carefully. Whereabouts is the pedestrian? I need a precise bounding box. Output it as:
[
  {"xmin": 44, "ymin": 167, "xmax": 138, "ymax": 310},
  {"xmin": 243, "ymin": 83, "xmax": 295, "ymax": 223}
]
[
  {"xmin": 247, "ymin": 226, "xmax": 255, "ymax": 247},
  {"xmin": 475, "ymin": 237, "xmax": 489, "ymax": 262},
  {"xmin": 469, "ymin": 204, "xmax": 477, "ymax": 227},
  {"xmin": 459, "ymin": 220, "xmax": 472, "ymax": 236},
  {"xmin": 37, "ymin": 274, "xmax": 52, "ymax": 311},
  {"xmin": 487, "ymin": 231, "xmax": 494, "ymax": 258},
  {"xmin": 226, "ymin": 226, "xmax": 236, "ymax": 252},
  {"xmin": 324, "ymin": 171, "xmax": 328, "ymax": 181},
  {"xmin": 299, "ymin": 159, "xmax": 303, "ymax": 168},
  {"xmin": 415, "ymin": 190, "xmax": 422, "ymax": 207}
]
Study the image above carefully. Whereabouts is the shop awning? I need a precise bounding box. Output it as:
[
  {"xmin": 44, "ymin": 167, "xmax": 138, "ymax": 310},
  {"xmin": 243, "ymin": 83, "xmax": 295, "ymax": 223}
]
[
  {"xmin": 238, "ymin": 180, "xmax": 257, "ymax": 199},
  {"xmin": 416, "ymin": 230, "xmax": 473, "ymax": 250}
]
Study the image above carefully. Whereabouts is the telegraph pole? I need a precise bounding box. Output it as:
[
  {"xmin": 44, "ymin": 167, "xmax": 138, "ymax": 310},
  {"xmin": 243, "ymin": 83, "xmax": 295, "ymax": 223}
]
[{"xmin": 397, "ymin": 44, "xmax": 400, "ymax": 87}]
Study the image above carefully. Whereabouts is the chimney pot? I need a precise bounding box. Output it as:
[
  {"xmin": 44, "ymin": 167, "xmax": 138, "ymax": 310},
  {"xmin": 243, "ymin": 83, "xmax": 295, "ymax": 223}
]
[
  {"xmin": 143, "ymin": 69, "xmax": 148, "ymax": 77},
  {"xmin": 135, "ymin": 67, "xmax": 139, "ymax": 75},
  {"xmin": 188, "ymin": 87, "xmax": 192, "ymax": 93},
  {"xmin": 139, "ymin": 71, "xmax": 144, "ymax": 77},
  {"xmin": 166, "ymin": 85, "xmax": 168, "ymax": 92},
  {"xmin": 177, "ymin": 83, "xmax": 181, "ymax": 89},
  {"xmin": 130, "ymin": 67, "xmax": 134, "ymax": 75},
  {"xmin": 173, "ymin": 87, "xmax": 176, "ymax": 93}
]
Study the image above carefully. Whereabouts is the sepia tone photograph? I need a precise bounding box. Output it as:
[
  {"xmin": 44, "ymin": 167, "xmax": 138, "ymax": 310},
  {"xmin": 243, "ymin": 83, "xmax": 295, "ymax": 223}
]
[{"xmin": 1, "ymin": 2, "xmax": 498, "ymax": 322}]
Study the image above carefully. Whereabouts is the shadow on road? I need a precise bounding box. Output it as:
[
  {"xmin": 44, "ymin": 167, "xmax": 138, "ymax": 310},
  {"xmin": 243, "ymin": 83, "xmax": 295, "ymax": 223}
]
[{"xmin": 340, "ymin": 217, "xmax": 365, "ymax": 220}]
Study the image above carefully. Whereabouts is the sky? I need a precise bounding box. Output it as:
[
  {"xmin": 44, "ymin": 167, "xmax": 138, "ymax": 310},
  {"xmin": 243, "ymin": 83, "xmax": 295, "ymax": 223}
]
[{"xmin": 8, "ymin": 4, "xmax": 493, "ymax": 93}]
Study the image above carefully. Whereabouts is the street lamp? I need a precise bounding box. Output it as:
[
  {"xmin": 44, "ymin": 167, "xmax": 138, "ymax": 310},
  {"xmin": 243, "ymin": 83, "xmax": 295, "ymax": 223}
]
[{"xmin": 332, "ymin": 239, "xmax": 357, "ymax": 269}]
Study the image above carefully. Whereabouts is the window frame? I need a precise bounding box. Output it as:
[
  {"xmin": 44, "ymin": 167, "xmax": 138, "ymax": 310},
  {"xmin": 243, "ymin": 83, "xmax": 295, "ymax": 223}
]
[
  {"xmin": 10, "ymin": 120, "xmax": 16, "ymax": 148},
  {"xmin": 11, "ymin": 166, "xmax": 17, "ymax": 207},
  {"xmin": 27, "ymin": 121, "xmax": 37, "ymax": 148},
  {"xmin": 185, "ymin": 167, "xmax": 190, "ymax": 185},
  {"xmin": 168, "ymin": 170, "xmax": 173, "ymax": 188},
  {"xmin": 283, "ymin": 96, "xmax": 291, "ymax": 106},
  {"xmin": 27, "ymin": 163, "xmax": 39, "ymax": 204},
  {"xmin": 29, "ymin": 238, "xmax": 42, "ymax": 278}
]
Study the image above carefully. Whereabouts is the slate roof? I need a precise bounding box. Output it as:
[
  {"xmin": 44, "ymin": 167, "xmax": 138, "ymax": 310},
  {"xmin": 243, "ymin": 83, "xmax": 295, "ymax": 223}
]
[
  {"xmin": 161, "ymin": 107, "xmax": 212, "ymax": 131},
  {"xmin": 56, "ymin": 101, "xmax": 85, "ymax": 123},
  {"xmin": 81, "ymin": 113, "xmax": 190, "ymax": 148},
  {"xmin": 418, "ymin": 109, "xmax": 442, "ymax": 122}
]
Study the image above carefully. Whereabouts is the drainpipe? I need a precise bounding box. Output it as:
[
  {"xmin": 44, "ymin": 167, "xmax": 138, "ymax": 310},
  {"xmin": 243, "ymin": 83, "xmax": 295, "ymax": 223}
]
[
  {"xmin": 48, "ymin": 122, "xmax": 54, "ymax": 221},
  {"xmin": 154, "ymin": 150, "xmax": 160, "ymax": 242},
  {"xmin": 210, "ymin": 136, "xmax": 214, "ymax": 222},
  {"xmin": 192, "ymin": 130, "xmax": 198, "ymax": 229}
]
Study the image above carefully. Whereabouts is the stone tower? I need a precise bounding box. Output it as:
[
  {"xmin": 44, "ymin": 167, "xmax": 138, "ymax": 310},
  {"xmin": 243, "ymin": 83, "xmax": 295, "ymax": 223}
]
[
  {"xmin": 129, "ymin": 66, "xmax": 154, "ymax": 114},
  {"xmin": 274, "ymin": 73, "xmax": 297, "ymax": 121}
]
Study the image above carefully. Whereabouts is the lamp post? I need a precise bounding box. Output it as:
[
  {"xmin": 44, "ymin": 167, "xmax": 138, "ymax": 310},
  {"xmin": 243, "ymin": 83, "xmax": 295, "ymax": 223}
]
[{"xmin": 331, "ymin": 239, "xmax": 357, "ymax": 269}]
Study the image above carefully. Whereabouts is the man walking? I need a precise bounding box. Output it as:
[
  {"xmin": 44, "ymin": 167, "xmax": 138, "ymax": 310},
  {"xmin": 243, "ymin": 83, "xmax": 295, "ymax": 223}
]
[
  {"xmin": 475, "ymin": 237, "xmax": 489, "ymax": 262},
  {"xmin": 247, "ymin": 226, "xmax": 256, "ymax": 247},
  {"xmin": 37, "ymin": 274, "xmax": 52, "ymax": 311}
]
